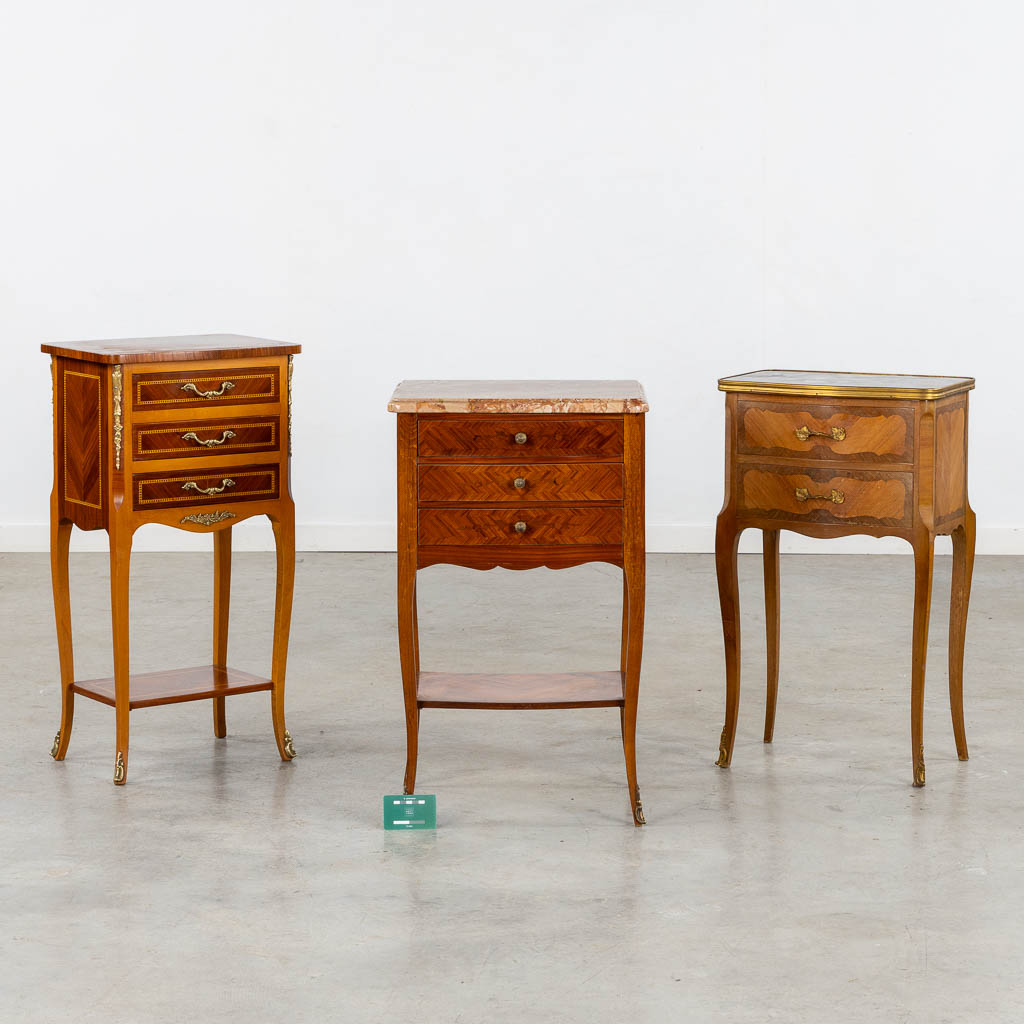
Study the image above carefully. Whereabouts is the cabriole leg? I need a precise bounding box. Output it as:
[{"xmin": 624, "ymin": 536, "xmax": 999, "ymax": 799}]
[
  {"xmin": 715, "ymin": 515, "xmax": 742, "ymax": 768},
  {"xmin": 622, "ymin": 555, "xmax": 646, "ymax": 826},
  {"xmin": 762, "ymin": 528, "xmax": 781, "ymax": 743},
  {"xmin": 270, "ymin": 510, "xmax": 296, "ymax": 761},
  {"xmin": 911, "ymin": 534, "xmax": 935, "ymax": 786},
  {"xmin": 212, "ymin": 526, "xmax": 232, "ymax": 738},
  {"xmin": 398, "ymin": 565, "xmax": 420, "ymax": 794},
  {"xmin": 948, "ymin": 508, "xmax": 976, "ymax": 760},
  {"xmin": 50, "ymin": 513, "xmax": 75, "ymax": 760}
]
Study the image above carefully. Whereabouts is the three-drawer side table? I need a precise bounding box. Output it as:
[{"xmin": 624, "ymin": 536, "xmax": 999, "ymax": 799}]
[
  {"xmin": 389, "ymin": 381, "xmax": 649, "ymax": 825},
  {"xmin": 714, "ymin": 370, "xmax": 976, "ymax": 786},
  {"xmin": 42, "ymin": 335, "xmax": 301, "ymax": 784}
]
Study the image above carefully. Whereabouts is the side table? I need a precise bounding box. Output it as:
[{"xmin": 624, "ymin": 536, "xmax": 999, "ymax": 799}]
[
  {"xmin": 388, "ymin": 380, "xmax": 649, "ymax": 825},
  {"xmin": 714, "ymin": 370, "xmax": 975, "ymax": 786},
  {"xmin": 42, "ymin": 334, "xmax": 301, "ymax": 784}
]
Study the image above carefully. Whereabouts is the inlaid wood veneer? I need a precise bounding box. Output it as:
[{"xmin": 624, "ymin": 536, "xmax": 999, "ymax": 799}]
[
  {"xmin": 391, "ymin": 379, "xmax": 649, "ymax": 826},
  {"xmin": 44, "ymin": 334, "xmax": 300, "ymax": 784},
  {"xmin": 715, "ymin": 369, "xmax": 976, "ymax": 788}
]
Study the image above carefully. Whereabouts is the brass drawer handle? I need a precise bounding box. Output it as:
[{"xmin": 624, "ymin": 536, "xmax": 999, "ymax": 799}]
[
  {"xmin": 181, "ymin": 430, "xmax": 237, "ymax": 448},
  {"xmin": 513, "ymin": 477, "xmax": 526, "ymax": 490},
  {"xmin": 514, "ymin": 432, "xmax": 528, "ymax": 445},
  {"xmin": 795, "ymin": 425, "xmax": 846, "ymax": 442},
  {"xmin": 182, "ymin": 478, "xmax": 236, "ymax": 496},
  {"xmin": 513, "ymin": 520, "xmax": 528, "ymax": 534},
  {"xmin": 181, "ymin": 381, "xmax": 236, "ymax": 399},
  {"xmin": 795, "ymin": 486, "xmax": 844, "ymax": 505}
]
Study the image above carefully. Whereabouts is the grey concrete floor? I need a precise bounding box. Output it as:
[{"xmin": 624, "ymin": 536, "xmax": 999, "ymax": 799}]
[{"xmin": 2, "ymin": 550, "xmax": 1023, "ymax": 1023}]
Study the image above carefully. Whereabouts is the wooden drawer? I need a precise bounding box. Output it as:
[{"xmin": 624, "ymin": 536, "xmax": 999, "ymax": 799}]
[
  {"xmin": 133, "ymin": 416, "xmax": 280, "ymax": 461},
  {"xmin": 739, "ymin": 464, "xmax": 912, "ymax": 528},
  {"xmin": 418, "ymin": 417, "xmax": 623, "ymax": 460},
  {"xmin": 132, "ymin": 365, "xmax": 280, "ymax": 410},
  {"xmin": 738, "ymin": 400, "xmax": 913, "ymax": 463},
  {"xmin": 133, "ymin": 463, "xmax": 279, "ymax": 510},
  {"xmin": 418, "ymin": 463, "xmax": 623, "ymax": 503},
  {"xmin": 418, "ymin": 507, "xmax": 623, "ymax": 546}
]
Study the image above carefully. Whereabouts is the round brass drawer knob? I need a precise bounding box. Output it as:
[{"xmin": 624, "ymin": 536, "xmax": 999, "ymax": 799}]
[
  {"xmin": 514, "ymin": 432, "xmax": 528, "ymax": 444},
  {"xmin": 513, "ymin": 521, "xmax": 528, "ymax": 534},
  {"xmin": 513, "ymin": 477, "xmax": 526, "ymax": 490}
]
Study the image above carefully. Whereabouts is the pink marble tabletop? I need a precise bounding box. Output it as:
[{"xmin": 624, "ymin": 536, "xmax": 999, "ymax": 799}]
[{"xmin": 388, "ymin": 380, "xmax": 648, "ymax": 414}]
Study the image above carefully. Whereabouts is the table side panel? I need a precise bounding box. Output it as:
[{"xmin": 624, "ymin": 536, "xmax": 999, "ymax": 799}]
[{"xmin": 935, "ymin": 394, "xmax": 969, "ymax": 528}]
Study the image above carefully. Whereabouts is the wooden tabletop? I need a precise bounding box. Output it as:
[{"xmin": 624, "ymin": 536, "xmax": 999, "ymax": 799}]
[
  {"xmin": 719, "ymin": 369, "xmax": 975, "ymax": 400},
  {"xmin": 388, "ymin": 380, "xmax": 648, "ymax": 414},
  {"xmin": 41, "ymin": 334, "xmax": 301, "ymax": 365}
]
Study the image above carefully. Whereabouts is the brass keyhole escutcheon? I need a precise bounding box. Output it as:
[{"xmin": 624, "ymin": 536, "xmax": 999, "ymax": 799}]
[
  {"xmin": 514, "ymin": 432, "xmax": 528, "ymax": 444},
  {"xmin": 513, "ymin": 477, "xmax": 526, "ymax": 490},
  {"xmin": 513, "ymin": 521, "xmax": 528, "ymax": 534}
]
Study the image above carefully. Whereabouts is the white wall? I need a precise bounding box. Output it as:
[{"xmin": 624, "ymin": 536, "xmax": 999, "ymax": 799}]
[{"xmin": 2, "ymin": 1, "xmax": 1021, "ymax": 553}]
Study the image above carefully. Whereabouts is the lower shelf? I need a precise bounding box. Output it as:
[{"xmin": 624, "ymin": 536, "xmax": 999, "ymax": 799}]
[
  {"xmin": 72, "ymin": 665, "xmax": 274, "ymax": 710},
  {"xmin": 417, "ymin": 671, "xmax": 624, "ymax": 710}
]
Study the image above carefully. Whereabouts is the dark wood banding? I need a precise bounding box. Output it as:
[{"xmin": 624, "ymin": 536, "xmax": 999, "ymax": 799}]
[
  {"xmin": 132, "ymin": 463, "xmax": 279, "ymax": 510},
  {"xmin": 739, "ymin": 464, "xmax": 913, "ymax": 529},
  {"xmin": 132, "ymin": 365, "xmax": 279, "ymax": 410},
  {"xmin": 133, "ymin": 416, "xmax": 280, "ymax": 460},
  {"xmin": 418, "ymin": 463, "xmax": 623, "ymax": 503},
  {"xmin": 61, "ymin": 365, "xmax": 104, "ymax": 517},
  {"xmin": 418, "ymin": 506, "xmax": 624, "ymax": 546},
  {"xmin": 418, "ymin": 416, "xmax": 623, "ymax": 460},
  {"xmin": 738, "ymin": 400, "xmax": 913, "ymax": 464}
]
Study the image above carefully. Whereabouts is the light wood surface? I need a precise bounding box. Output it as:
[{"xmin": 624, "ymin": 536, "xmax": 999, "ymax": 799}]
[
  {"xmin": 42, "ymin": 334, "xmax": 301, "ymax": 365},
  {"xmin": 388, "ymin": 379, "xmax": 648, "ymax": 413},
  {"xmin": 46, "ymin": 346, "xmax": 299, "ymax": 783}
]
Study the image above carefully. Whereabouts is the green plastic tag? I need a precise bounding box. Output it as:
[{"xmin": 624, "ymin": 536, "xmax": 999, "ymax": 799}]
[{"xmin": 383, "ymin": 794, "xmax": 436, "ymax": 830}]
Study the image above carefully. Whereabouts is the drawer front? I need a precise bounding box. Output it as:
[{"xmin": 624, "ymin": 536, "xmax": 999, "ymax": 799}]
[
  {"xmin": 133, "ymin": 463, "xmax": 279, "ymax": 510},
  {"xmin": 133, "ymin": 416, "xmax": 280, "ymax": 461},
  {"xmin": 418, "ymin": 417, "xmax": 623, "ymax": 460},
  {"xmin": 132, "ymin": 365, "xmax": 280, "ymax": 410},
  {"xmin": 739, "ymin": 465, "xmax": 912, "ymax": 528},
  {"xmin": 418, "ymin": 463, "xmax": 623, "ymax": 503},
  {"xmin": 738, "ymin": 401, "xmax": 913, "ymax": 463},
  {"xmin": 418, "ymin": 507, "xmax": 623, "ymax": 546}
]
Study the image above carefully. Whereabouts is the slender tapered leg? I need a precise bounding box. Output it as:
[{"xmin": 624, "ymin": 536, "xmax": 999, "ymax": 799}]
[
  {"xmin": 270, "ymin": 509, "xmax": 296, "ymax": 761},
  {"xmin": 212, "ymin": 526, "xmax": 232, "ymax": 738},
  {"xmin": 949, "ymin": 507, "xmax": 975, "ymax": 761},
  {"xmin": 396, "ymin": 413, "xmax": 420, "ymax": 794},
  {"xmin": 398, "ymin": 565, "xmax": 419, "ymax": 794},
  {"xmin": 911, "ymin": 534, "xmax": 935, "ymax": 786},
  {"xmin": 618, "ymin": 573, "xmax": 626, "ymax": 741},
  {"xmin": 620, "ymin": 572, "xmax": 629, "ymax": 678},
  {"xmin": 50, "ymin": 510, "xmax": 75, "ymax": 761},
  {"xmin": 621, "ymin": 413, "xmax": 646, "ymax": 825},
  {"xmin": 621, "ymin": 556, "xmax": 645, "ymax": 825},
  {"xmin": 763, "ymin": 529, "xmax": 781, "ymax": 743},
  {"xmin": 110, "ymin": 526, "xmax": 133, "ymax": 785},
  {"xmin": 715, "ymin": 514, "xmax": 742, "ymax": 767}
]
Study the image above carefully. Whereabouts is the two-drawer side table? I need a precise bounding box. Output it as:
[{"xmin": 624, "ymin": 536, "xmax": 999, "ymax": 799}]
[
  {"xmin": 43, "ymin": 334, "xmax": 301, "ymax": 784},
  {"xmin": 714, "ymin": 370, "xmax": 975, "ymax": 786},
  {"xmin": 389, "ymin": 380, "xmax": 649, "ymax": 825}
]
